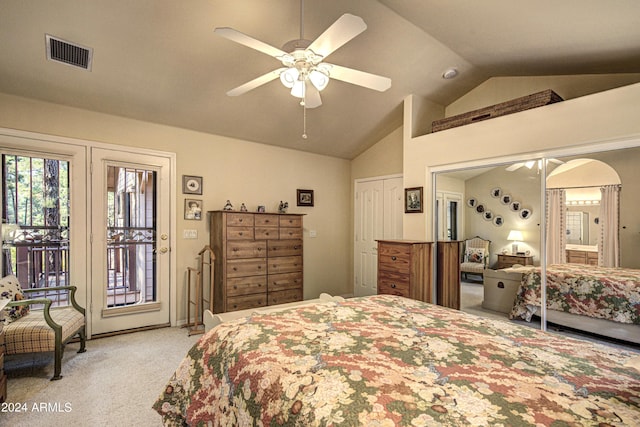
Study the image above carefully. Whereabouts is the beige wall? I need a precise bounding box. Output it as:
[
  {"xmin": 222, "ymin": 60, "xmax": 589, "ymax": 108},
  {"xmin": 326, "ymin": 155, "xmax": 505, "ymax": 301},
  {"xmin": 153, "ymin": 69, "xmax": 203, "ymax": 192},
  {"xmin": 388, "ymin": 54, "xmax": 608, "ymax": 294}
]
[
  {"xmin": 0, "ymin": 93, "xmax": 352, "ymax": 324},
  {"xmin": 461, "ymin": 167, "xmax": 543, "ymax": 266},
  {"xmin": 351, "ymin": 126, "xmax": 403, "ymax": 181}
]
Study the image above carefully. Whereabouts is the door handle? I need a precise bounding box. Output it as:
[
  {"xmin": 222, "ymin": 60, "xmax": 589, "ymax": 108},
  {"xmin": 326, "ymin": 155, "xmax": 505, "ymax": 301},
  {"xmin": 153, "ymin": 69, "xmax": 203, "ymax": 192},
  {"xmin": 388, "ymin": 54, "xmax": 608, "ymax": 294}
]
[{"xmin": 159, "ymin": 247, "xmax": 169, "ymax": 254}]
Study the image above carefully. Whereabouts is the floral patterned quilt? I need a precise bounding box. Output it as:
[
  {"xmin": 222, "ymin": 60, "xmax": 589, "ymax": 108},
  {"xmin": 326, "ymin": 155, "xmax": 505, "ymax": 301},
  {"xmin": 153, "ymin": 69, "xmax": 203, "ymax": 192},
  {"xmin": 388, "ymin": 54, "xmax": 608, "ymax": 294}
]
[
  {"xmin": 510, "ymin": 264, "xmax": 640, "ymax": 324},
  {"xmin": 154, "ymin": 295, "xmax": 640, "ymax": 426}
]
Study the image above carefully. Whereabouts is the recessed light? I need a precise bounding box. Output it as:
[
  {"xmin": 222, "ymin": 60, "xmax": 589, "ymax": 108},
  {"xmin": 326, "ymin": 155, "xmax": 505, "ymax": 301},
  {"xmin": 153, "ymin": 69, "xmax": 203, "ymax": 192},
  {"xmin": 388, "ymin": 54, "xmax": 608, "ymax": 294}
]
[{"xmin": 442, "ymin": 68, "xmax": 459, "ymax": 80}]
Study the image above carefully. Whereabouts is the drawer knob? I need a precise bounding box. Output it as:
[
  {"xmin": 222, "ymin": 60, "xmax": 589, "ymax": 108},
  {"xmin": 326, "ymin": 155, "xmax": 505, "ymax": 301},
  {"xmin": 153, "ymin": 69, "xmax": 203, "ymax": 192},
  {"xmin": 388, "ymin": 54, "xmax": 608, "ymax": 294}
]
[
  {"xmin": 391, "ymin": 256, "xmax": 397, "ymax": 261},
  {"xmin": 497, "ymin": 281, "xmax": 505, "ymax": 289},
  {"xmin": 391, "ymin": 283, "xmax": 396, "ymax": 288},
  {"xmin": 233, "ymin": 285, "xmax": 237, "ymax": 289},
  {"xmin": 232, "ymin": 248, "xmax": 238, "ymax": 252},
  {"xmin": 239, "ymin": 232, "xmax": 243, "ymax": 236},
  {"xmin": 233, "ymin": 267, "xmax": 237, "ymax": 271}
]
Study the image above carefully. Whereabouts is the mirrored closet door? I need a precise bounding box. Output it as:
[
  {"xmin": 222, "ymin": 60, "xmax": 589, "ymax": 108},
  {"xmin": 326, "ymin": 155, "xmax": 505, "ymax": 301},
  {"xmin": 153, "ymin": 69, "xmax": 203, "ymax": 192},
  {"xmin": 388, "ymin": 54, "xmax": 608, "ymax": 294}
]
[{"xmin": 433, "ymin": 142, "xmax": 640, "ymax": 345}]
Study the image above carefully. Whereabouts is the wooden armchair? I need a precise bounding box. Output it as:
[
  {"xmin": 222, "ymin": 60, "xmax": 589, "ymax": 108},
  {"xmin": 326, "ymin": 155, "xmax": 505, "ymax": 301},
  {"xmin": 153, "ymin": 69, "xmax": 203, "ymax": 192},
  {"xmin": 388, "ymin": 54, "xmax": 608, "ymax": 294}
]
[
  {"xmin": 460, "ymin": 236, "xmax": 491, "ymax": 281},
  {"xmin": 1, "ymin": 275, "xmax": 86, "ymax": 380}
]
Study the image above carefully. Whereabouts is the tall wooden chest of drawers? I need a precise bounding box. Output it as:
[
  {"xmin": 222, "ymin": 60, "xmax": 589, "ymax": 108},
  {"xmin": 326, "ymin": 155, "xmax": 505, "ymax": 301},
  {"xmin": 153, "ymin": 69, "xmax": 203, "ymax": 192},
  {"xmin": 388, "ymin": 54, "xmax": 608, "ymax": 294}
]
[
  {"xmin": 376, "ymin": 240, "xmax": 433, "ymax": 303},
  {"xmin": 210, "ymin": 211, "xmax": 304, "ymax": 313}
]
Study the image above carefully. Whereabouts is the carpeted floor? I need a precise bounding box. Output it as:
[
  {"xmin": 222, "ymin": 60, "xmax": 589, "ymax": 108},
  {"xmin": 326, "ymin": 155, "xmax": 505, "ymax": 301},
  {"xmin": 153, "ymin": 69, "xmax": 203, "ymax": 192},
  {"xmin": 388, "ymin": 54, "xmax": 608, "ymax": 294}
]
[{"xmin": 4, "ymin": 327, "xmax": 200, "ymax": 427}]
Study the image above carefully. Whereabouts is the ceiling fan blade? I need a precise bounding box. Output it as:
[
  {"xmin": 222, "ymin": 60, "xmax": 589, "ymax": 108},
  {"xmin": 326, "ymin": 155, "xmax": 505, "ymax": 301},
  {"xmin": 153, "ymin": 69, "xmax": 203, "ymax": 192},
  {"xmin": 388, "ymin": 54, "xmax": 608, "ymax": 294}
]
[
  {"xmin": 214, "ymin": 27, "xmax": 287, "ymax": 58},
  {"xmin": 307, "ymin": 14, "xmax": 367, "ymax": 59},
  {"xmin": 303, "ymin": 85, "xmax": 322, "ymax": 108},
  {"xmin": 326, "ymin": 64, "xmax": 391, "ymax": 92},
  {"xmin": 226, "ymin": 68, "xmax": 286, "ymax": 96}
]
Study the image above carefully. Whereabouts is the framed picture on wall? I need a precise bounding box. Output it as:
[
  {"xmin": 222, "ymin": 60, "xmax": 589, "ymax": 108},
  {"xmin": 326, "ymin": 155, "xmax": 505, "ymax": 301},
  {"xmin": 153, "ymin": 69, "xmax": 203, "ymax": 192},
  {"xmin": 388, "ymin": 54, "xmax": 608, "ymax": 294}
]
[
  {"xmin": 182, "ymin": 175, "xmax": 203, "ymax": 195},
  {"xmin": 184, "ymin": 199, "xmax": 203, "ymax": 220},
  {"xmin": 404, "ymin": 187, "xmax": 423, "ymax": 213},
  {"xmin": 297, "ymin": 189, "xmax": 314, "ymax": 206}
]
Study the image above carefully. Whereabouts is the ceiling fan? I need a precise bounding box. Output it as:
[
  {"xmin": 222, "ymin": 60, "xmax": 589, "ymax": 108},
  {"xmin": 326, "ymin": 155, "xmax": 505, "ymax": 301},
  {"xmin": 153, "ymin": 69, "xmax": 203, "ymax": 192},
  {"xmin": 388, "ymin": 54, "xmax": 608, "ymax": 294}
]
[
  {"xmin": 506, "ymin": 158, "xmax": 564, "ymax": 172},
  {"xmin": 214, "ymin": 0, "xmax": 391, "ymax": 110}
]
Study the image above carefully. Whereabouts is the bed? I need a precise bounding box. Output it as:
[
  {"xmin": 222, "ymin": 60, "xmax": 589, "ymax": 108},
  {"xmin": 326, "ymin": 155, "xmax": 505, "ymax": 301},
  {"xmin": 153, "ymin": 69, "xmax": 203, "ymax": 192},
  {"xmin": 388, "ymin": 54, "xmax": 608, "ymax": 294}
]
[
  {"xmin": 154, "ymin": 294, "xmax": 640, "ymax": 426},
  {"xmin": 509, "ymin": 264, "xmax": 640, "ymax": 344}
]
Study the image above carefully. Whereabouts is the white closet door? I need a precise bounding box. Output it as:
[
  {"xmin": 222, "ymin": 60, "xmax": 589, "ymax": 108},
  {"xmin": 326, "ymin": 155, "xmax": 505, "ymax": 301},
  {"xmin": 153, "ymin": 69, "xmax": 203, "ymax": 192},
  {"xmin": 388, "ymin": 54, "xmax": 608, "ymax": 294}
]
[{"xmin": 354, "ymin": 176, "xmax": 402, "ymax": 297}]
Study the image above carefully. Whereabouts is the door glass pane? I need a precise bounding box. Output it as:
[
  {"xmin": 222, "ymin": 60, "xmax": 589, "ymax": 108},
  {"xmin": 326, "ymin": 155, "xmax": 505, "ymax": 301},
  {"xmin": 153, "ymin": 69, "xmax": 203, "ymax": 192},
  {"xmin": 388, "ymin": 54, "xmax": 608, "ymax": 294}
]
[
  {"xmin": 447, "ymin": 200, "xmax": 458, "ymax": 240},
  {"xmin": 2, "ymin": 154, "xmax": 70, "ymax": 303},
  {"xmin": 105, "ymin": 166, "xmax": 157, "ymax": 308}
]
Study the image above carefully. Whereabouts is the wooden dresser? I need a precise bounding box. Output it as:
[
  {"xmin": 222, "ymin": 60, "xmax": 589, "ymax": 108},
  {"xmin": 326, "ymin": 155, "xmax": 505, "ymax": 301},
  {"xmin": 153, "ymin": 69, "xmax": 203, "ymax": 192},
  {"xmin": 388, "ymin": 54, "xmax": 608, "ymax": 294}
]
[
  {"xmin": 496, "ymin": 254, "xmax": 534, "ymax": 269},
  {"xmin": 210, "ymin": 211, "xmax": 304, "ymax": 313},
  {"xmin": 566, "ymin": 249, "xmax": 598, "ymax": 265},
  {"xmin": 376, "ymin": 240, "xmax": 433, "ymax": 303},
  {"xmin": 0, "ymin": 299, "xmax": 7, "ymax": 403}
]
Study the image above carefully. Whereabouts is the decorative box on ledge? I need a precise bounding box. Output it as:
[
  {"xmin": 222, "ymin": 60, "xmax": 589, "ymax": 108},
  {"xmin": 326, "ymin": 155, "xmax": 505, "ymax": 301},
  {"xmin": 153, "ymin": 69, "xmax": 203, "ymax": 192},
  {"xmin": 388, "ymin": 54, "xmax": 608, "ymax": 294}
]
[{"xmin": 431, "ymin": 89, "xmax": 563, "ymax": 132}]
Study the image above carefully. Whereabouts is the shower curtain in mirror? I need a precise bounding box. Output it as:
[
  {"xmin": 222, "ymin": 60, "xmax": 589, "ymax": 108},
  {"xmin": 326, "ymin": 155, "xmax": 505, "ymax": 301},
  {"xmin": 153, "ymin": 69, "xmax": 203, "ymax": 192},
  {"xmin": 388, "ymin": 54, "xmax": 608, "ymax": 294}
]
[
  {"xmin": 599, "ymin": 184, "xmax": 620, "ymax": 267},
  {"xmin": 546, "ymin": 188, "xmax": 566, "ymax": 265}
]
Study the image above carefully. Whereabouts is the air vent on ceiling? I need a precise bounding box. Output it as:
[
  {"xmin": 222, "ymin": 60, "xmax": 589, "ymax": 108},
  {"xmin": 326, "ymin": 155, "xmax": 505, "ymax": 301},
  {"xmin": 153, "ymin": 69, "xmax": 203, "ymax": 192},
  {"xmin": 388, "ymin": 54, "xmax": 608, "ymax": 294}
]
[{"xmin": 45, "ymin": 34, "xmax": 93, "ymax": 71}]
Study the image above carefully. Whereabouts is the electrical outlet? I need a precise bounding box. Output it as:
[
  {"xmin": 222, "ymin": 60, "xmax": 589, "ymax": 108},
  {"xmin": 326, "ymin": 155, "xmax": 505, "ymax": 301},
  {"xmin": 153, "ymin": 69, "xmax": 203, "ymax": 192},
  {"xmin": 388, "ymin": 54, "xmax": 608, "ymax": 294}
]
[{"xmin": 183, "ymin": 229, "xmax": 198, "ymax": 239}]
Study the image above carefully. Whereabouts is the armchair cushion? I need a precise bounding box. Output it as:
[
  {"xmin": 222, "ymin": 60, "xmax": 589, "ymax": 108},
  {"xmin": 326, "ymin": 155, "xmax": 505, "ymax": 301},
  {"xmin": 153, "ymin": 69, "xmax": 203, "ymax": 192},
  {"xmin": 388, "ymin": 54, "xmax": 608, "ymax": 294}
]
[
  {"xmin": 0, "ymin": 274, "xmax": 29, "ymax": 324},
  {"xmin": 4, "ymin": 307, "xmax": 84, "ymax": 354}
]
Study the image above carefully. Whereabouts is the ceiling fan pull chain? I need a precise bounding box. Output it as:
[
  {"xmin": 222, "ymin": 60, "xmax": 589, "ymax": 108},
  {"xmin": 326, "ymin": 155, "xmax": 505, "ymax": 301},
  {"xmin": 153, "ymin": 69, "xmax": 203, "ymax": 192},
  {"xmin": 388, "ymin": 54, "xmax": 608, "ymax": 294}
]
[{"xmin": 302, "ymin": 102, "xmax": 308, "ymax": 139}]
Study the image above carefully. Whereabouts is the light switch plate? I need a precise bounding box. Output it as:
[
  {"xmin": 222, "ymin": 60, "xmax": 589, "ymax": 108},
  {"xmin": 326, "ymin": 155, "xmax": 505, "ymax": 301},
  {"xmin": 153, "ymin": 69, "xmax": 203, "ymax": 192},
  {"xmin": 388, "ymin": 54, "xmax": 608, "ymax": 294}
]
[{"xmin": 183, "ymin": 229, "xmax": 198, "ymax": 239}]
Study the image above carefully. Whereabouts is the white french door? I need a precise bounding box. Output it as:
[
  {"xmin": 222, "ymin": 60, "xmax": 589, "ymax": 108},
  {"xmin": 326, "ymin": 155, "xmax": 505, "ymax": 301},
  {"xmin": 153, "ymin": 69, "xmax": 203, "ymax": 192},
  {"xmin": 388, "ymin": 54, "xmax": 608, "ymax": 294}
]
[{"xmin": 90, "ymin": 148, "xmax": 172, "ymax": 335}]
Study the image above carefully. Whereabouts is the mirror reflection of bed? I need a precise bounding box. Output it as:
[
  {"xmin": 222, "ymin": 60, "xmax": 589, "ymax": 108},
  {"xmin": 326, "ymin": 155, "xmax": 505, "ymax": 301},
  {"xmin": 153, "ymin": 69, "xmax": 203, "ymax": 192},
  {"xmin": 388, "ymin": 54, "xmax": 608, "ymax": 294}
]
[{"xmin": 435, "ymin": 145, "xmax": 640, "ymax": 346}]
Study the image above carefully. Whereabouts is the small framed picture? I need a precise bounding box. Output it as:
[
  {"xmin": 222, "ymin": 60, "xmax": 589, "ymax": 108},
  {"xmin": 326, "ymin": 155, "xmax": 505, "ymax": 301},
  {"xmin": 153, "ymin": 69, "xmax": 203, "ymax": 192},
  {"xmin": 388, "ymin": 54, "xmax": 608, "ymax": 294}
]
[
  {"xmin": 404, "ymin": 187, "xmax": 423, "ymax": 213},
  {"xmin": 182, "ymin": 175, "xmax": 203, "ymax": 195},
  {"xmin": 184, "ymin": 199, "xmax": 203, "ymax": 220},
  {"xmin": 297, "ymin": 189, "xmax": 314, "ymax": 207}
]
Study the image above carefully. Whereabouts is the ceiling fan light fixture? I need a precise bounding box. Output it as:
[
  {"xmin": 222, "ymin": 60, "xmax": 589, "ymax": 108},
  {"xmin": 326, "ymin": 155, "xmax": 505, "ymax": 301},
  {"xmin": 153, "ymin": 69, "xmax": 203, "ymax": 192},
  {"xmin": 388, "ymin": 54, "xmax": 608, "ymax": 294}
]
[
  {"xmin": 309, "ymin": 69, "xmax": 329, "ymax": 91},
  {"xmin": 280, "ymin": 67, "xmax": 299, "ymax": 88},
  {"xmin": 291, "ymin": 79, "xmax": 306, "ymax": 98}
]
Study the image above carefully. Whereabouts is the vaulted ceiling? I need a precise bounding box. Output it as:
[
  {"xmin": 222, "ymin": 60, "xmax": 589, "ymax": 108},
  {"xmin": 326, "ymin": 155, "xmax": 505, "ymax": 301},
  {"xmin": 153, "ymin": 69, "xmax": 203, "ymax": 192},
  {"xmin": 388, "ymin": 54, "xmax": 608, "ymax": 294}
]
[{"xmin": 1, "ymin": 0, "xmax": 640, "ymax": 159}]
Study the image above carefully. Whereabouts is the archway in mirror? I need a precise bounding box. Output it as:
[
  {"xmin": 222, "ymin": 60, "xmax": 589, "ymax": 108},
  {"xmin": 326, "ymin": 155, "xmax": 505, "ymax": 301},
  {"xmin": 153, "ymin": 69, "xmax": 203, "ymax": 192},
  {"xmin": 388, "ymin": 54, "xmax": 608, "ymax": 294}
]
[{"xmin": 546, "ymin": 158, "xmax": 621, "ymax": 267}]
